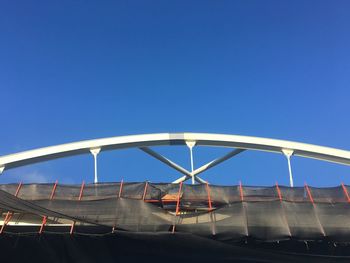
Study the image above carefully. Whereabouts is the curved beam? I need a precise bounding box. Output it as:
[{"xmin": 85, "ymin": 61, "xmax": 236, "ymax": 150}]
[{"xmin": 1, "ymin": 133, "xmax": 350, "ymax": 172}]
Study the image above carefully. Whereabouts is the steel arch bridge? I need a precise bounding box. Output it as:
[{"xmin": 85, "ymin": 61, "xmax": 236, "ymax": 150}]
[{"xmin": 1, "ymin": 132, "xmax": 350, "ymax": 186}]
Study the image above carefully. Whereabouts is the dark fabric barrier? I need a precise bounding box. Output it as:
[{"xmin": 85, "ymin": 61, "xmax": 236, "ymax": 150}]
[
  {"xmin": 0, "ymin": 232, "xmax": 350, "ymax": 263},
  {"xmin": 1, "ymin": 182, "xmax": 350, "ymax": 244}
]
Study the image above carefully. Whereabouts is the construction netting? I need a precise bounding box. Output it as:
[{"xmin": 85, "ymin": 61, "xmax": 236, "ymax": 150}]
[
  {"xmin": 0, "ymin": 182, "xmax": 350, "ymax": 243},
  {"xmin": 2, "ymin": 231, "xmax": 350, "ymax": 263}
]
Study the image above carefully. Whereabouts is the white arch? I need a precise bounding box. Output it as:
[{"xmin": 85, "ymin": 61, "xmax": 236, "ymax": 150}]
[{"xmin": 1, "ymin": 133, "xmax": 350, "ymax": 173}]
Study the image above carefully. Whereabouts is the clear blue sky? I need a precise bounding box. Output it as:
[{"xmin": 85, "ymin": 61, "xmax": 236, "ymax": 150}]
[{"xmin": 1, "ymin": 1, "xmax": 350, "ymax": 187}]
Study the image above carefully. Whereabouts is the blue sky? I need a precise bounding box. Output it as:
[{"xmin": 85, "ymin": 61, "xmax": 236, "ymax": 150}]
[{"xmin": 1, "ymin": 1, "xmax": 350, "ymax": 187}]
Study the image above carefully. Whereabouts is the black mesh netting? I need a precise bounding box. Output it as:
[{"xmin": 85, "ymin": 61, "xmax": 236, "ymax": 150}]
[
  {"xmin": 0, "ymin": 182, "xmax": 350, "ymax": 241},
  {"xmin": 2, "ymin": 182, "xmax": 350, "ymax": 262}
]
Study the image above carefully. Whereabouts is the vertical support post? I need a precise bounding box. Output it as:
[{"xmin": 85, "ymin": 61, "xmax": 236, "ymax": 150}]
[
  {"xmin": 172, "ymin": 182, "xmax": 183, "ymax": 233},
  {"xmin": 276, "ymin": 181, "xmax": 292, "ymax": 237},
  {"xmin": 186, "ymin": 141, "xmax": 196, "ymax": 185},
  {"xmin": 205, "ymin": 182, "xmax": 212, "ymax": 211},
  {"xmin": 239, "ymin": 180, "xmax": 249, "ymax": 237},
  {"xmin": 239, "ymin": 181, "xmax": 244, "ymax": 202},
  {"xmin": 276, "ymin": 182, "xmax": 283, "ymax": 201},
  {"xmin": 90, "ymin": 148, "xmax": 101, "ymax": 184},
  {"xmin": 142, "ymin": 182, "xmax": 148, "ymax": 201},
  {"xmin": 206, "ymin": 182, "xmax": 215, "ymax": 235},
  {"xmin": 305, "ymin": 183, "xmax": 326, "ymax": 236},
  {"xmin": 50, "ymin": 180, "xmax": 58, "ymax": 200},
  {"xmin": 70, "ymin": 181, "xmax": 85, "ymax": 235},
  {"xmin": 113, "ymin": 179, "xmax": 124, "ymax": 233},
  {"xmin": 305, "ymin": 183, "xmax": 314, "ymax": 203},
  {"xmin": 118, "ymin": 179, "xmax": 124, "ymax": 198},
  {"xmin": 78, "ymin": 181, "xmax": 85, "ymax": 200},
  {"xmin": 341, "ymin": 183, "xmax": 350, "ymax": 203},
  {"xmin": 175, "ymin": 182, "xmax": 183, "ymax": 216},
  {"xmin": 282, "ymin": 149, "xmax": 294, "ymax": 187},
  {"xmin": 14, "ymin": 182, "xmax": 22, "ymax": 196},
  {"xmin": 0, "ymin": 182, "xmax": 22, "ymax": 234},
  {"xmin": 39, "ymin": 180, "xmax": 58, "ymax": 234}
]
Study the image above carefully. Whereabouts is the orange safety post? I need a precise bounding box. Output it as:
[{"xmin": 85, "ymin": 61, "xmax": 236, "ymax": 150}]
[
  {"xmin": 142, "ymin": 182, "xmax": 148, "ymax": 201},
  {"xmin": 0, "ymin": 182, "xmax": 22, "ymax": 234},
  {"xmin": 341, "ymin": 183, "xmax": 350, "ymax": 203},
  {"xmin": 114, "ymin": 179, "xmax": 124, "ymax": 233},
  {"xmin": 50, "ymin": 180, "xmax": 58, "ymax": 200},
  {"xmin": 70, "ymin": 181, "xmax": 85, "ymax": 235},
  {"xmin": 239, "ymin": 181, "xmax": 244, "ymax": 202},
  {"xmin": 206, "ymin": 182, "xmax": 216, "ymax": 235},
  {"xmin": 205, "ymin": 182, "xmax": 212, "ymax": 211},
  {"xmin": 172, "ymin": 182, "xmax": 183, "ymax": 233},
  {"xmin": 118, "ymin": 179, "xmax": 124, "ymax": 198},
  {"xmin": 305, "ymin": 183, "xmax": 314, "ymax": 204},
  {"xmin": 39, "ymin": 180, "xmax": 58, "ymax": 234},
  {"xmin": 175, "ymin": 182, "xmax": 183, "ymax": 216},
  {"xmin": 276, "ymin": 182, "xmax": 283, "ymax": 201},
  {"xmin": 78, "ymin": 181, "xmax": 85, "ymax": 200}
]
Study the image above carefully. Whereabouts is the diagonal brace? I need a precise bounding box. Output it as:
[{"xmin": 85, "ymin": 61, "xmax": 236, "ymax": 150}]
[
  {"xmin": 140, "ymin": 147, "xmax": 207, "ymax": 184},
  {"xmin": 173, "ymin": 149, "xmax": 245, "ymax": 184},
  {"xmin": 192, "ymin": 149, "xmax": 245, "ymax": 177},
  {"xmin": 139, "ymin": 147, "xmax": 192, "ymax": 178},
  {"xmin": 173, "ymin": 148, "xmax": 245, "ymax": 183}
]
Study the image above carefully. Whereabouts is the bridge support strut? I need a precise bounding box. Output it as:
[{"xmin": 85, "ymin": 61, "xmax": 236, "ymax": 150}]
[
  {"xmin": 186, "ymin": 141, "xmax": 196, "ymax": 185},
  {"xmin": 90, "ymin": 148, "xmax": 101, "ymax": 184},
  {"xmin": 282, "ymin": 149, "xmax": 294, "ymax": 187}
]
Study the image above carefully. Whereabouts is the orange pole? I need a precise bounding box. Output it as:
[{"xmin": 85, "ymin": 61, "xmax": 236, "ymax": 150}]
[
  {"xmin": 173, "ymin": 182, "xmax": 183, "ymax": 233},
  {"xmin": 114, "ymin": 179, "xmax": 124, "ymax": 233},
  {"xmin": 14, "ymin": 183, "xmax": 22, "ymax": 196},
  {"xmin": 70, "ymin": 181, "xmax": 85, "ymax": 235},
  {"xmin": 305, "ymin": 183, "xmax": 314, "ymax": 204},
  {"xmin": 175, "ymin": 182, "xmax": 183, "ymax": 216},
  {"xmin": 50, "ymin": 180, "xmax": 58, "ymax": 200},
  {"xmin": 276, "ymin": 182, "xmax": 283, "ymax": 201},
  {"xmin": 239, "ymin": 181, "xmax": 244, "ymax": 202},
  {"xmin": 118, "ymin": 179, "xmax": 124, "ymax": 198},
  {"xmin": 78, "ymin": 181, "xmax": 85, "ymax": 201},
  {"xmin": 0, "ymin": 182, "xmax": 22, "ymax": 234},
  {"xmin": 341, "ymin": 183, "xmax": 350, "ymax": 203},
  {"xmin": 39, "ymin": 180, "xmax": 58, "ymax": 234},
  {"xmin": 142, "ymin": 182, "xmax": 148, "ymax": 201},
  {"xmin": 205, "ymin": 182, "xmax": 212, "ymax": 211}
]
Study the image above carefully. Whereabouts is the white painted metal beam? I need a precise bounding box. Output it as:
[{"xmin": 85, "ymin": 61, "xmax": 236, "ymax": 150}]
[
  {"xmin": 139, "ymin": 147, "xmax": 192, "ymax": 178},
  {"xmin": 186, "ymin": 141, "xmax": 196, "ymax": 185},
  {"xmin": 140, "ymin": 146, "xmax": 207, "ymax": 184},
  {"xmin": 172, "ymin": 175, "xmax": 189, "ymax": 184},
  {"xmin": 194, "ymin": 175, "xmax": 207, "ymax": 184},
  {"xmin": 192, "ymin": 149, "xmax": 245, "ymax": 177},
  {"xmin": 172, "ymin": 149, "xmax": 244, "ymax": 184},
  {"xmin": 282, "ymin": 149, "xmax": 294, "ymax": 187},
  {"xmin": 1, "ymin": 133, "xmax": 350, "ymax": 172},
  {"xmin": 90, "ymin": 148, "xmax": 101, "ymax": 184}
]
